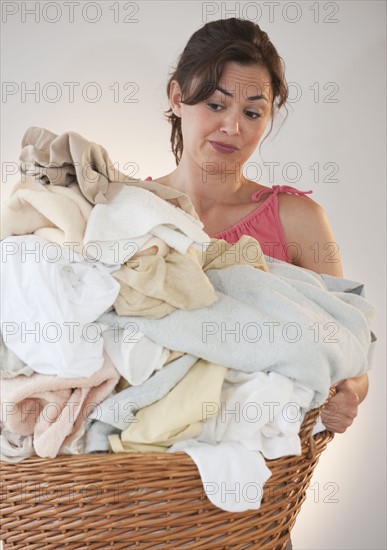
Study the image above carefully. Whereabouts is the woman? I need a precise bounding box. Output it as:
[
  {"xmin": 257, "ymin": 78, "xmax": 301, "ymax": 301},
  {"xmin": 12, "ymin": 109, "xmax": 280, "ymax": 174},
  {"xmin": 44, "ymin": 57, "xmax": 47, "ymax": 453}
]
[{"xmin": 147, "ymin": 17, "xmax": 368, "ymax": 433}]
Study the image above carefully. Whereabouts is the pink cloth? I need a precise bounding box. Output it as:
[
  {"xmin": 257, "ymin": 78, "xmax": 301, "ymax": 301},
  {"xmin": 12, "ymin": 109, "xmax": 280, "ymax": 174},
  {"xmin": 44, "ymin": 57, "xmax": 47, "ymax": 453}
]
[
  {"xmin": 0, "ymin": 354, "xmax": 119, "ymax": 458},
  {"xmin": 144, "ymin": 179, "xmax": 312, "ymax": 262}
]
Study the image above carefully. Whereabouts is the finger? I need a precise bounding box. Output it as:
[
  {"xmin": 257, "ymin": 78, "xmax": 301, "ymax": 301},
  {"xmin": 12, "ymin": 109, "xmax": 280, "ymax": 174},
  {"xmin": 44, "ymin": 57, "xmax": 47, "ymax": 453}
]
[{"xmin": 321, "ymin": 408, "xmax": 358, "ymax": 433}]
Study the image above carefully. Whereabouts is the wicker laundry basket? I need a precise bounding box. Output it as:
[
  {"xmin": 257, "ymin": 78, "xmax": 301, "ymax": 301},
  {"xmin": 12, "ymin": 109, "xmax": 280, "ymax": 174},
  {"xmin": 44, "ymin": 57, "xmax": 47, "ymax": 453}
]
[{"xmin": 1, "ymin": 390, "xmax": 335, "ymax": 550}]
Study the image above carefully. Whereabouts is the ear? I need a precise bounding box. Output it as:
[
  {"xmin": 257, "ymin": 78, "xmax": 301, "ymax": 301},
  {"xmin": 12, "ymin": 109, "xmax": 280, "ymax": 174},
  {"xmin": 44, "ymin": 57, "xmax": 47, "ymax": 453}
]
[{"xmin": 169, "ymin": 79, "xmax": 182, "ymax": 117}]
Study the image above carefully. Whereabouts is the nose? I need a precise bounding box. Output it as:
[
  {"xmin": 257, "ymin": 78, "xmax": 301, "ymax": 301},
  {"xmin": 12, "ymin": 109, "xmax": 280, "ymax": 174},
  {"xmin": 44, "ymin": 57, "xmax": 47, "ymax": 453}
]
[{"xmin": 220, "ymin": 111, "xmax": 241, "ymax": 136}]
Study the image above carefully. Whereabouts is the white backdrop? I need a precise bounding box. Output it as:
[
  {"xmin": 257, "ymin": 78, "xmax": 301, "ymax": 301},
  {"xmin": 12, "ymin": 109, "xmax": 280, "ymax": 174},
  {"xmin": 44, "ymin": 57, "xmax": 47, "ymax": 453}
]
[{"xmin": 1, "ymin": 1, "xmax": 386, "ymax": 548}]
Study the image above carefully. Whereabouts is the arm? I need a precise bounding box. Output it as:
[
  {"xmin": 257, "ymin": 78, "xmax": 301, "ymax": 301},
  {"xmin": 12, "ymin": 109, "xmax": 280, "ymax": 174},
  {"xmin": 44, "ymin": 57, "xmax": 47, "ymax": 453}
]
[
  {"xmin": 278, "ymin": 194, "xmax": 369, "ymax": 433},
  {"xmin": 278, "ymin": 194, "xmax": 343, "ymax": 276}
]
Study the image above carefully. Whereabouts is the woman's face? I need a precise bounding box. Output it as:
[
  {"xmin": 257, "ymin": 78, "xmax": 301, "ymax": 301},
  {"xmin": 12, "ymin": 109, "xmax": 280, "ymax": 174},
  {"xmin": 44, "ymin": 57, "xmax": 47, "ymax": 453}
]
[{"xmin": 173, "ymin": 61, "xmax": 273, "ymax": 176}]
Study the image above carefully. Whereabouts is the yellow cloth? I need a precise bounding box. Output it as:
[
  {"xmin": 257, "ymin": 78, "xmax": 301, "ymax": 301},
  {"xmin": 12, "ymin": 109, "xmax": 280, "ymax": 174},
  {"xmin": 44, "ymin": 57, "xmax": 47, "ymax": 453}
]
[
  {"xmin": 112, "ymin": 236, "xmax": 268, "ymax": 319},
  {"xmin": 109, "ymin": 359, "xmax": 227, "ymax": 453},
  {"xmin": 202, "ymin": 236, "xmax": 269, "ymax": 272},
  {"xmin": 113, "ymin": 246, "xmax": 218, "ymax": 319}
]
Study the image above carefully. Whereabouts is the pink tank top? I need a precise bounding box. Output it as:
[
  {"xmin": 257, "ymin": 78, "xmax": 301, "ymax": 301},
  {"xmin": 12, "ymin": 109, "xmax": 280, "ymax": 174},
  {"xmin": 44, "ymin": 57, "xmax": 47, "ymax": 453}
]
[{"xmin": 144, "ymin": 178, "xmax": 312, "ymax": 263}]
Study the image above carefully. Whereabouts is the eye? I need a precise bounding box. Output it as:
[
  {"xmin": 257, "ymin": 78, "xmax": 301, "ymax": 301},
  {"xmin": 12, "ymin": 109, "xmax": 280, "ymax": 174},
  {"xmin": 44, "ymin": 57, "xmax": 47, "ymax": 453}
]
[
  {"xmin": 244, "ymin": 110, "xmax": 262, "ymax": 119},
  {"xmin": 206, "ymin": 102, "xmax": 224, "ymax": 111}
]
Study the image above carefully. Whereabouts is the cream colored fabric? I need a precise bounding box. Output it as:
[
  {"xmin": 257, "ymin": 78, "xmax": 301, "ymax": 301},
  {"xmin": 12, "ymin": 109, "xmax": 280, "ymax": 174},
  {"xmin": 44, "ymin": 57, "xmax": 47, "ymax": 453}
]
[
  {"xmin": 113, "ymin": 247, "xmax": 218, "ymax": 318},
  {"xmin": 112, "ymin": 235, "xmax": 268, "ymax": 322},
  {"xmin": 1, "ymin": 177, "xmax": 92, "ymax": 252},
  {"xmin": 202, "ymin": 236, "xmax": 269, "ymax": 272},
  {"xmin": 109, "ymin": 359, "xmax": 227, "ymax": 453}
]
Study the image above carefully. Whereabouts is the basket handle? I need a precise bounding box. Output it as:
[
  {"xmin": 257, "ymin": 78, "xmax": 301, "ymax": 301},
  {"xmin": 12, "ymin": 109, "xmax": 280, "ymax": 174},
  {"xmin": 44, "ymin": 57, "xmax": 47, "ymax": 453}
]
[{"xmin": 300, "ymin": 386, "xmax": 336, "ymax": 459}]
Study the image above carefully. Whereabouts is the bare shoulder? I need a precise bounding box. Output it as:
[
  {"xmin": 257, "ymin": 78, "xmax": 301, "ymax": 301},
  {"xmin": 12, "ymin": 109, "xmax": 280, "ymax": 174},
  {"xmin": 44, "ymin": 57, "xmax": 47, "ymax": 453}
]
[
  {"xmin": 278, "ymin": 193, "xmax": 327, "ymax": 232},
  {"xmin": 277, "ymin": 193, "xmax": 343, "ymax": 276}
]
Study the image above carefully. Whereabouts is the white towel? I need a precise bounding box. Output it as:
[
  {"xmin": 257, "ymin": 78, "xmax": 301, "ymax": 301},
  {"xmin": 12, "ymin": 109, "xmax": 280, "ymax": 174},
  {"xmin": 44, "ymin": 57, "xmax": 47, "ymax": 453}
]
[
  {"xmin": 168, "ymin": 370, "xmax": 315, "ymax": 512},
  {"xmin": 83, "ymin": 186, "xmax": 210, "ymax": 265},
  {"xmin": 102, "ymin": 326, "xmax": 169, "ymax": 386},
  {"xmin": 1, "ymin": 235, "xmax": 120, "ymax": 377}
]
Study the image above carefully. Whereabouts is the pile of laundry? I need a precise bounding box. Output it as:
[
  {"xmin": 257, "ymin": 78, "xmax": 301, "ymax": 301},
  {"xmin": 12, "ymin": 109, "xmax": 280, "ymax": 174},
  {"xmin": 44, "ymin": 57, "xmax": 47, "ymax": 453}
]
[{"xmin": 0, "ymin": 127, "xmax": 375, "ymax": 512}]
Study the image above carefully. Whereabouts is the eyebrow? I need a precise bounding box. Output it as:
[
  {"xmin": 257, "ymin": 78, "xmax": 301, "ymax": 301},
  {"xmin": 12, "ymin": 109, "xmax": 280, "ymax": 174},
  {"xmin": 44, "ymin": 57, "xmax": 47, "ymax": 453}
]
[{"xmin": 216, "ymin": 86, "xmax": 269, "ymax": 102}]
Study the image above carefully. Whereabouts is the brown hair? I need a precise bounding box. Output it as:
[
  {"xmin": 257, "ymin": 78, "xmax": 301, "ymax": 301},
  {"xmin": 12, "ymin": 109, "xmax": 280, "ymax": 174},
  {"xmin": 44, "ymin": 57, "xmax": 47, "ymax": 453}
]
[{"xmin": 165, "ymin": 18, "xmax": 288, "ymax": 164}]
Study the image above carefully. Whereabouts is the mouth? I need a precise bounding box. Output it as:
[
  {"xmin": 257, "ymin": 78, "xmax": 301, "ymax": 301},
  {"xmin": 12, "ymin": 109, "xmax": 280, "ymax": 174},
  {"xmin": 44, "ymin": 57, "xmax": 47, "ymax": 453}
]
[{"xmin": 209, "ymin": 141, "xmax": 238, "ymax": 154}]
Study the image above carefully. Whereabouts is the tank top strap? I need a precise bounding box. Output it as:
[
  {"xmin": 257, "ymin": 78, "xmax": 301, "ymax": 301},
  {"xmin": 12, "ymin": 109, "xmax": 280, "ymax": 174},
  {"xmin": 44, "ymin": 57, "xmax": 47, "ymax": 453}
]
[{"xmin": 251, "ymin": 184, "xmax": 313, "ymax": 202}]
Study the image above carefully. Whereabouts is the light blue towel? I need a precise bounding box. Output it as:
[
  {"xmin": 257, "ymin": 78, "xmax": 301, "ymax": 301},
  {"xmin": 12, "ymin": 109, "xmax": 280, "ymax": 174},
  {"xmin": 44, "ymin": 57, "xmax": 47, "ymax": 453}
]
[{"xmin": 98, "ymin": 261, "xmax": 374, "ymax": 405}]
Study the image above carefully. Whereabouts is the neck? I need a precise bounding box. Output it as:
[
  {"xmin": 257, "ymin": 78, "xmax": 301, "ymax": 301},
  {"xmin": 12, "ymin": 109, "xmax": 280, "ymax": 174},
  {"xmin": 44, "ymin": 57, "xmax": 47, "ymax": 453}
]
[{"xmin": 165, "ymin": 154, "xmax": 247, "ymax": 207}]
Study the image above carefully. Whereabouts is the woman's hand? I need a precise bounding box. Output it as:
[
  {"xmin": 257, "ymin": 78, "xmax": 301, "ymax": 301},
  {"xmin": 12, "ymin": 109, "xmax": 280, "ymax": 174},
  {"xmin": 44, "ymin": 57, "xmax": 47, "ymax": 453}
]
[{"xmin": 321, "ymin": 374, "xmax": 368, "ymax": 433}]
